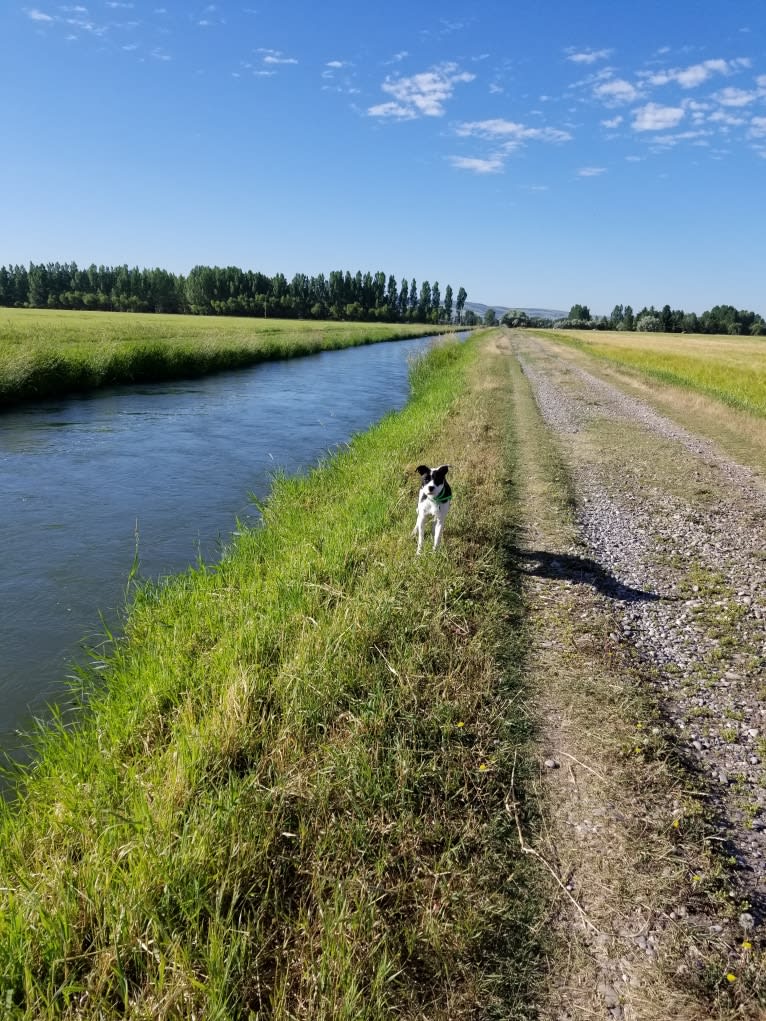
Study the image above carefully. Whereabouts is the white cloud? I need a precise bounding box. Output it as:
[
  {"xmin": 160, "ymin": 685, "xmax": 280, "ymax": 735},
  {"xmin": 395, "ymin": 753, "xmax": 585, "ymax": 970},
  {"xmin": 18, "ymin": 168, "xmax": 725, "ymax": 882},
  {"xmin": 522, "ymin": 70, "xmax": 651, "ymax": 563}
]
[
  {"xmin": 593, "ymin": 78, "xmax": 640, "ymax": 104},
  {"xmin": 326, "ymin": 60, "xmax": 345, "ymax": 69},
  {"xmin": 646, "ymin": 57, "xmax": 750, "ymax": 89},
  {"xmin": 709, "ymin": 110, "xmax": 746, "ymax": 126},
  {"xmin": 455, "ymin": 118, "xmax": 571, "ymax": 144},
  {"xmin": 649, "ymin": 129, "xmax": 710, "ymax": 148},
  {"xmin": 448, "ymin": 155, "xmax": 504, "ymax": 173},
  {"xmin": 713, "ymin": 86, "xmax": 759, "ymax": 107},
  {"xmin": 368, "ymin": 101, "xmax": 413, "ymax": 119},
  {"xmin": 27, "ymin": 8, "xmax": 54, "ymax": 20},
  {"xmin": 632, "ymin": 102, "xmax": 685, "ymax": 132},
  {"xmin": 601, "ymin": 115, "xmax": 623, "ymax": 128},
  {"xmin": 263, "ymin": 54, "xmax": 298, "ymax": 65},
  {"xmin": 368, "ymin": 63, "xmax": 475, "ymax": 119},
  {"xmin": 567, "ymin": 48, "xmax": 611, "ymax": 64},
  {"xmin": 578, "ymin": 166, "xmax": 606, "ymax": 176},
  {"xmin": 749, "ymin": 117, "xmax": 766, "ymax": 138}
]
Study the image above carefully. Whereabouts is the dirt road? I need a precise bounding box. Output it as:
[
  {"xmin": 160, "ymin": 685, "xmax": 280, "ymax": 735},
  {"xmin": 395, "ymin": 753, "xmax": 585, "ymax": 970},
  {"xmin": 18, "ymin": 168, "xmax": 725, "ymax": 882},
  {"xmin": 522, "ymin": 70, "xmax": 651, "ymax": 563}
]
[{"xmin": 501, "ymin": 330, "xmax": 766, "ymax": 1019}]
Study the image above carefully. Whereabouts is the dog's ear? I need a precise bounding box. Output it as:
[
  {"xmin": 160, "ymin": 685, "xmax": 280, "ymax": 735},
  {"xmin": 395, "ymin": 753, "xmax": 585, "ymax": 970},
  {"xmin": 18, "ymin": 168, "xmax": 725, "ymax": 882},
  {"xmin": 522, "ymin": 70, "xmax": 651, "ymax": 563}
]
[
  {"xmin": 415, "ymin": 465, "xmax": 430, "ymax": 477},
  {"xmin": 433, "ymin": 464, "xmax": 449, "ymax": 480}
]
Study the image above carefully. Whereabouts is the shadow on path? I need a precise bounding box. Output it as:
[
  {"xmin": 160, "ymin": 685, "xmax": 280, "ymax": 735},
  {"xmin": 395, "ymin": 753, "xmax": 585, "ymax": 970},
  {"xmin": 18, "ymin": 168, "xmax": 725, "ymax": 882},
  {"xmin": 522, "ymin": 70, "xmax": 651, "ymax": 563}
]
[{"xmin": 511, "ymin": 547, "xmax": 661, "ymax": 604}]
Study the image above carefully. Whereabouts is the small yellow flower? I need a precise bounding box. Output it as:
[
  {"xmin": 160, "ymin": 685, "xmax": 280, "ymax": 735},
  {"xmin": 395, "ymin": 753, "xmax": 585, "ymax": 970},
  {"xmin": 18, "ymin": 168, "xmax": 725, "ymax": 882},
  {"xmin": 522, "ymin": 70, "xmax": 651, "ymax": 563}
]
[
  {"xmin": 672, "ymin": 819, "xmax": 680, "ymax": 829},
  {"xmin": 742, "ymin": 941, "xmax": 752, "ymax": 951},
  {"xmin": 456, "ymin": 721, "xmax": 465, "ymax": 728},
  {"xmin": 726, "ymin": 972, "xmax": 736, "ymax": 983},
  {"xmin": 478, "ymin": 763, "xmax": 489, "ymax": 772}
]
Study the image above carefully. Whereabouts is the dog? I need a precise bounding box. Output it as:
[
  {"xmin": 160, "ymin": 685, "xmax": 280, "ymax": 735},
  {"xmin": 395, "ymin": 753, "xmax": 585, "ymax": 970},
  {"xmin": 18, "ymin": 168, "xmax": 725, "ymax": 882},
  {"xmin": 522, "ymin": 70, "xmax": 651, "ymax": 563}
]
[{"xmin": 413, "ymin": 464, "xmax": 452, "ymax": 553}]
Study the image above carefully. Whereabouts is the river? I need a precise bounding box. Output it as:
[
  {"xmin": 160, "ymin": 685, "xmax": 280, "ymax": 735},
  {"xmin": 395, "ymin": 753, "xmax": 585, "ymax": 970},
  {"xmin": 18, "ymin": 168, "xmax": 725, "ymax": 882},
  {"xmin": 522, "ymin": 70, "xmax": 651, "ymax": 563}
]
[{"xmin": 0, "ymin": 332, "xmax": 456, "ymax": 755}]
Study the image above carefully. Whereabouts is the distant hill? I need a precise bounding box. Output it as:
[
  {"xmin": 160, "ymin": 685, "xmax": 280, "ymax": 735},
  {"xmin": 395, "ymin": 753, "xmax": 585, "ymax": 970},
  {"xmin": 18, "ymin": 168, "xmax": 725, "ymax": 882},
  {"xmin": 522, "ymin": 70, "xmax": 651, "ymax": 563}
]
[{"xmin": 465, "ymin": 301, "xmax": 567, "ymax": 320}]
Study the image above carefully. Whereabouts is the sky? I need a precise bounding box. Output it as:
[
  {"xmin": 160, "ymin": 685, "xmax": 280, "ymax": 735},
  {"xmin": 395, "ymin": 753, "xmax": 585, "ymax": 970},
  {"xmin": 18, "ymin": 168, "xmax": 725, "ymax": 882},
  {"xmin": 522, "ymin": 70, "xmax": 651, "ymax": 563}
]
[{"xmin": 2, "ymin": 0, "xmax": 765, "ymax": 316}]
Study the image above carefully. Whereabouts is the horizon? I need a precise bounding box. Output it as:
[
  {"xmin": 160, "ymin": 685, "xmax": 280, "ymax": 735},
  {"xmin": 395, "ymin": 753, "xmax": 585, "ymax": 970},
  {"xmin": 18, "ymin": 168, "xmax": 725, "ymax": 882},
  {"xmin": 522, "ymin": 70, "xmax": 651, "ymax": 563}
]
[{"xmin": 2, "ymin": 1, "xmax": 765, "ymax": 317}]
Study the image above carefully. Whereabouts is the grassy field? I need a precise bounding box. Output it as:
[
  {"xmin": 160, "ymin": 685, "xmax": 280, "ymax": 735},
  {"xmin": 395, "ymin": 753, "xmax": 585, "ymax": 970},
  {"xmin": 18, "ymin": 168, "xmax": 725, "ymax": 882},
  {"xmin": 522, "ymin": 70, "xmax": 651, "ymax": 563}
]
[
  {"xmin": 0, "ymin": 308, "xmax": 454, "ymax": 406},
  {"xmin": 533, "ymin": 329, "xmax": 766, "ymax": 417},
  {"xmin": 0, "ymin": 332, "xmax": 546, "ymax": 1019}
]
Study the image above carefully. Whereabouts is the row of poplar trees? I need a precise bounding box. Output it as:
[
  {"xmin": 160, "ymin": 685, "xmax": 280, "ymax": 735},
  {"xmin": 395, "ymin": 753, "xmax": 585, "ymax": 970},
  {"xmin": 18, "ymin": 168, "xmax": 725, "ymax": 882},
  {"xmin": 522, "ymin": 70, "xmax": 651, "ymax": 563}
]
[{"xmin": 0, "ymin": 263, "xmax": 468, "ymax": 324}]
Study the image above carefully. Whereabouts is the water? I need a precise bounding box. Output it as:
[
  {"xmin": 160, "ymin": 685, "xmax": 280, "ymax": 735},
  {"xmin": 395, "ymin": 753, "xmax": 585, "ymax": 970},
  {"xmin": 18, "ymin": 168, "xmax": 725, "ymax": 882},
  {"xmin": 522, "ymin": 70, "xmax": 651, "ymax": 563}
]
[{"xmin": 0, "ymin": 333, "xmax": 454, "ymax": 752}]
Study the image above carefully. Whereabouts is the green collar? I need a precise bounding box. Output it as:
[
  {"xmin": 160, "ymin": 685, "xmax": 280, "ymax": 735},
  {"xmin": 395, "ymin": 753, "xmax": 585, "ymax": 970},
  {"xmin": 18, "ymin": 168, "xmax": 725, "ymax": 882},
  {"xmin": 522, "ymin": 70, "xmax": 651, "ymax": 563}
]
[{"xmin": 430, "ymin": 488, "xmax": 452, "ymax": 504}]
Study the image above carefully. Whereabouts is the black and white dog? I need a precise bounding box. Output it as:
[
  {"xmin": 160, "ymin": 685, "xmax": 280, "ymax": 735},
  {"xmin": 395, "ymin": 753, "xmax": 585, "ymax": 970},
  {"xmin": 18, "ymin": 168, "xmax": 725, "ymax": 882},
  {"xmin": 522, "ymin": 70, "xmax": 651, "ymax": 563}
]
[{"xmin": 413, "ymin": 464, "xmax": 452, "ymax": 553}]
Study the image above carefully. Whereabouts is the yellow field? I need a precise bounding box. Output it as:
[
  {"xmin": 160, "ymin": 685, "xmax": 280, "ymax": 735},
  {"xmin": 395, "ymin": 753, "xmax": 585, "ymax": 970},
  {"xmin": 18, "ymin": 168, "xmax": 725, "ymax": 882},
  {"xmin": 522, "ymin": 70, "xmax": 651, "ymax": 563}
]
[{"xmin": 534, "ymin": 329, "xmax": 766, "ymax": 417}]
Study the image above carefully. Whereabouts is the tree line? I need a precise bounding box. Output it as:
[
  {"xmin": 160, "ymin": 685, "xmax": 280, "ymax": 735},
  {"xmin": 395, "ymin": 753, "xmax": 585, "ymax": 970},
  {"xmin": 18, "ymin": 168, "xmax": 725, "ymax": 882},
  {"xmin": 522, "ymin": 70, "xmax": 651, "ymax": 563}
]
[
  {"xmin": 499, "ymin": 302, "xmax": 766, "ymax": 336},
  {"xmin": 0, "ymin": 262, "xmax": 468, "ymax": 324}
]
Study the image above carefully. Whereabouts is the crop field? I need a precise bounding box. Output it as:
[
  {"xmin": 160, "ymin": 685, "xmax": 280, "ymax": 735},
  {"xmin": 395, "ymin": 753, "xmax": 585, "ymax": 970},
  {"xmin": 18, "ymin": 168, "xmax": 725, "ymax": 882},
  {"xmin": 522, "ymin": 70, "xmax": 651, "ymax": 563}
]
[
  {"xmin": 533, "ymin": 328, "xmax": 766, "ymax": 417},
  {"xmin": 0, "ymin": 308, "xmax": 452, "ymax": 405}
]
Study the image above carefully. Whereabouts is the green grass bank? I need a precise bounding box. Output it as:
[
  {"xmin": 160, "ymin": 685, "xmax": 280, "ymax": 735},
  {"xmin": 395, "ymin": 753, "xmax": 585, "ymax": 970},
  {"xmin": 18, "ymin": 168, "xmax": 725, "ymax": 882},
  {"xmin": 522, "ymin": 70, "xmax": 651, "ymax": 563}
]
[
  {"xmin": 532, "ymin": 328, "xmax": 766, "ymax": 418},
  {"xmin": 0, "ymin": 308, "xmax": 455, "ymax": 407},
  {"xmin": 0, "ymin": 331, "xmax": 545, "ymax": 1019}
]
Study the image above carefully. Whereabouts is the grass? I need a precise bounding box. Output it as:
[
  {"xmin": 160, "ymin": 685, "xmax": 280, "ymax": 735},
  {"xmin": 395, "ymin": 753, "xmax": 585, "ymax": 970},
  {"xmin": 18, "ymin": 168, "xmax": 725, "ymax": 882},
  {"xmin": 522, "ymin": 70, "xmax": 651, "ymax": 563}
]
[
  {"xmin": 0, "ymin": 331, "xmax": 546, "ymax": 1019},
  {"xmin": 0, "ymin": 308, "xmax": 455, "ymax": 406},
  {"xmin": 532, "ymin": 328, "xmax": 766, "ymax": 418}
]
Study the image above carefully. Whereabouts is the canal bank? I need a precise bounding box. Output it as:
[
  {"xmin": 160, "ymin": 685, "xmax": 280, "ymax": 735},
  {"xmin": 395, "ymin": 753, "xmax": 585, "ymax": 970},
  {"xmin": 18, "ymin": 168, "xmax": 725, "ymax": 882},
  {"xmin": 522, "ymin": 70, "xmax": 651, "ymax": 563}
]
[
  {"xmin": 0, "ymin": 332, "xmax": 464, "ymax": 751},
  {"xmin": 0, "ymin": 330, "xmax": 546, "ymax": 1018}
]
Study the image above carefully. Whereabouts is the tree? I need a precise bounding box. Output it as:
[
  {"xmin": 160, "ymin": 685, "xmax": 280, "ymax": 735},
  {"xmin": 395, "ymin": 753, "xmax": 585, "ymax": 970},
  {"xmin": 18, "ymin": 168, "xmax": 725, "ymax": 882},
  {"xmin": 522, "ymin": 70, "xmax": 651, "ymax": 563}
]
[
  {"xmin": 636, "ymin": 313, "xmax": 661, "ymax": 332},
  {"xmin": 418, "ymin": 281, "xmax": 431, "ymax": 321},
  {"xmin": 443, "ymin": 284, "xmax": 453, "ymax": 323},
  {"xmin": 455, "ymin": 286, "xmax": 467, "ymax": 323},
  {"xmin": 568, "ymin": 303, "xmax": 591, "ymax": 321},
  {"xmin": 399, "ymin": 277, "xmax": 409, "ymax": 319},
  {"xmin": 386, "ymin": 274, "xmax": 398, "ymax": 317},
  {"xmin": 431, "ymin": 281, "xmax": 441, "ymax": 322},
  {"xmin": 483, "ymin": 308, "xmax": 497, "ymax": 326}
]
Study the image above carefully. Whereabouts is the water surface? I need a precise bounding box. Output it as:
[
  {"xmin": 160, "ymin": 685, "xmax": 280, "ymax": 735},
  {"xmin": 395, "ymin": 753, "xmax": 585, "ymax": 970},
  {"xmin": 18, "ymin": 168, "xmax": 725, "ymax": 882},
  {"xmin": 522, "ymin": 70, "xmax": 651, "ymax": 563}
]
[{"xmin": 0, "ymin": 333, "xmax": 452, "ymax": 752}]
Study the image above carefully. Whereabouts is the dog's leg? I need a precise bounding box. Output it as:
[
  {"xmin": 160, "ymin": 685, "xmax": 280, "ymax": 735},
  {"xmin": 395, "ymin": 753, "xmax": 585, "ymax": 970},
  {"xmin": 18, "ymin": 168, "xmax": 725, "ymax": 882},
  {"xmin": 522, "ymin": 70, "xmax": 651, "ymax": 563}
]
[
  {"xmin": 433, "ymin": 506, "xmax": 449, "ymax": 550},
  {"xmin": 433, "ymin": 515, "xmax": 443, "ymax": 550},
  {"xmin": 415, "ymin": 511, "xmax": 425, "ymax": 554}
]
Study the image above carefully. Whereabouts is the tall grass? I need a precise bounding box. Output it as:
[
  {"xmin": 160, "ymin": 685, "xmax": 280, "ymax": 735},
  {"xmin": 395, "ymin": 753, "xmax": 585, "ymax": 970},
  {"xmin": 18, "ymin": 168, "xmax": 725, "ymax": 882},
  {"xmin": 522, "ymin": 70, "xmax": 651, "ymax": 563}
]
[
  {"xmin": 0, "ymin": 309, "xmax": 455, "ymax": 405},
  {"xmin": 533, "ymin": 328, "xmax": 766, "ymax": 417},
  {"xmin": 0, "ymin": 332, "xmax": 544, "ymax": 1018}
]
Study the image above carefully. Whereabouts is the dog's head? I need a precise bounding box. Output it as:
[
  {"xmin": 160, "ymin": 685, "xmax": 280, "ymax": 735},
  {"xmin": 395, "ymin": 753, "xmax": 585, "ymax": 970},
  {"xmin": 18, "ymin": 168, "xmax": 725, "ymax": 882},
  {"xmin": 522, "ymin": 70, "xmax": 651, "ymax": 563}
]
[{"xmin": 416, "ymin": 464, "xmax": 449, "ymax": 497}]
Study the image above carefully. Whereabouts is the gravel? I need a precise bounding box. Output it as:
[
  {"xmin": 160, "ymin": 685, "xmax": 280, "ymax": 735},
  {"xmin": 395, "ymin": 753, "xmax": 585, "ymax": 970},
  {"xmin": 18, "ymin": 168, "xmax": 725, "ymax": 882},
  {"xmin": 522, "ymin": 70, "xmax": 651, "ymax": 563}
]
[{"xmin": 519, "ymin": 346, "xmax": 766, "ymax": 914}]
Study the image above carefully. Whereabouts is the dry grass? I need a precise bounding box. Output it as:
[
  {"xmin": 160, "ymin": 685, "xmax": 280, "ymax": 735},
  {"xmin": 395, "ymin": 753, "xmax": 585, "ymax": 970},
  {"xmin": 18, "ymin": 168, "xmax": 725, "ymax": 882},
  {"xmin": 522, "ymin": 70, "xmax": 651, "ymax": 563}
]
[
  {"xmin": 533, "ymin": 328, "xmax": 766, "ymax": 419},
  {"xmin": 527, "ymin": 329, "xmax": 766, "ymax": 484}
]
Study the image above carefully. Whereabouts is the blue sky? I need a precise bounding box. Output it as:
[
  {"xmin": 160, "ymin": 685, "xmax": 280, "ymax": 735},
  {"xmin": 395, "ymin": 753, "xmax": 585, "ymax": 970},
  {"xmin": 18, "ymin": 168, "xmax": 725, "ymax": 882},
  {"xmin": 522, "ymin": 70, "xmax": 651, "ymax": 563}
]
[{"xmin": 2, "ymin": 0, "xmax": 765, "ymax": 315}]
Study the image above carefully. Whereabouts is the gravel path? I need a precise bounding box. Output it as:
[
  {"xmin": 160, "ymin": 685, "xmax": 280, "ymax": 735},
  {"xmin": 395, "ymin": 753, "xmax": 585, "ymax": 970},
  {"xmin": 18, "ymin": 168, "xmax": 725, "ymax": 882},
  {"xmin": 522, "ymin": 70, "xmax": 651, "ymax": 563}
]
[{"xmin": 516, "ymin": 335, "xmax": 766, "ymax": 918}]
